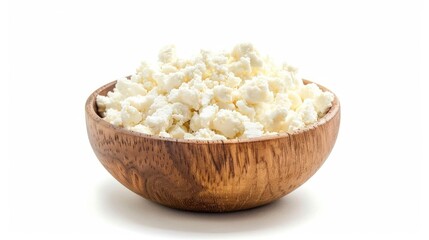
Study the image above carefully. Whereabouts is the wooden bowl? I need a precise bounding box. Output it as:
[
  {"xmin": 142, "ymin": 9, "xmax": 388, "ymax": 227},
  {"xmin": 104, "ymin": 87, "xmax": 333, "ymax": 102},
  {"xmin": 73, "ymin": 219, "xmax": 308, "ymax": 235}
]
[{"xmin": 85, "ymin": 79, "xmax": 340, "ymax": 212}]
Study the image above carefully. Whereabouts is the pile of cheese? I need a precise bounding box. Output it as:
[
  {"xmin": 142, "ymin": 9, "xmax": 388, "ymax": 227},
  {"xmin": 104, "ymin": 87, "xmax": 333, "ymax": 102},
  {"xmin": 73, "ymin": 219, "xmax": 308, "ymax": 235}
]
[{"xmin": 96, "ymin": 43, "xmax": 334, "ymax": 140}]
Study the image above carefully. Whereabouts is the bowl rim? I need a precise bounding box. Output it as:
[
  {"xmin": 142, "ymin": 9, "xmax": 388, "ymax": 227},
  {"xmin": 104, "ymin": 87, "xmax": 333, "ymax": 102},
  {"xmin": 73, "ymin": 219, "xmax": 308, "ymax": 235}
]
[{"xmin": 86, "ymin": 78, "xmax": 340, "ymax": 145}]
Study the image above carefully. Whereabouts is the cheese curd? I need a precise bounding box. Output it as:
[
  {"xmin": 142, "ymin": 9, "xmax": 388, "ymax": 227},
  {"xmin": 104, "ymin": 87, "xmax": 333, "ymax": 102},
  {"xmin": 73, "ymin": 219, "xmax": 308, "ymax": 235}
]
[{"xmin": 96, "ymin": 43, "xmax": 334, "ymax": 140}]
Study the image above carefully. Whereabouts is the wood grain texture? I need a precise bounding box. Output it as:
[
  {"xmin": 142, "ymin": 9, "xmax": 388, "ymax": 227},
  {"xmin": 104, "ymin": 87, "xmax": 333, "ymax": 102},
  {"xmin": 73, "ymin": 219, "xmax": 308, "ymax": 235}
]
[{"xmin": 85, "ymin": 79, "xmax": 341, "ymax": 212}]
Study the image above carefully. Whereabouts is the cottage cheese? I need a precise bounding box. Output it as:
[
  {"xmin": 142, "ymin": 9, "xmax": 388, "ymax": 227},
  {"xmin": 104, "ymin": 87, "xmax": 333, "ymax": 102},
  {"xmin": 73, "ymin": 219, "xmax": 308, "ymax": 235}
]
[{"xmin": 96, "ymin": 43, "xmax": 334, "ymax": 140}]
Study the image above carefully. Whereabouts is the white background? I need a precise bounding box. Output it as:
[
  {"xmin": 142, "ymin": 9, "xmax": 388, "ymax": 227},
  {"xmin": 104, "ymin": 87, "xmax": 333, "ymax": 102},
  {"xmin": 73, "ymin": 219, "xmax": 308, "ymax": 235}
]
[{"xmin": 4, "ymin": 0, "xmax": 428, "ymax": 239}]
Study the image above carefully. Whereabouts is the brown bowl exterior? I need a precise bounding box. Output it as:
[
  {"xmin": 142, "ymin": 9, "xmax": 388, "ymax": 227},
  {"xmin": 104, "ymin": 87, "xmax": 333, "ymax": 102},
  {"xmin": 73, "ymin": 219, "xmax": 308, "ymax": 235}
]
[{"xmin": 85, "ymin": 79, "xmax": 340, "ymax": 212}]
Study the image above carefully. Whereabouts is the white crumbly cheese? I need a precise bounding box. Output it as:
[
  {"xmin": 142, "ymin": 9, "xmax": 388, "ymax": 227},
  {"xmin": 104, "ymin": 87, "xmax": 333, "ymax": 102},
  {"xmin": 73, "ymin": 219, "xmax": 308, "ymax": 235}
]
[
  {"xmin": 96, "ymin": 43, "xmax": 334, "ymax": 140},
  {"xmin": 127, "ymin": 124, "xmax": 152, "ymax": 134},
  {"xmin": 242, "ymin": 122, "xmax": 264, "ymax": 139},
  {"xmin": 297, "ymin": 99, "xmax": 318, "ymax": 125},
  {"xmin": 212, "ymin": 109, "xmax": 247, "ymax": 138},
  {"xmin": 184, "ymin": 128, "xmax": 227, "ymax": 140},
  {"xmin": 239, "ymin": 76, "xmax": 273, "ymax": 104},
  {"xmin": 121, "ymin": 104, "xmax": 143, "ymax": 126},
  {"xmin": 313, "ymin": 91, "xmax": 335, "ymax": 116}
]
